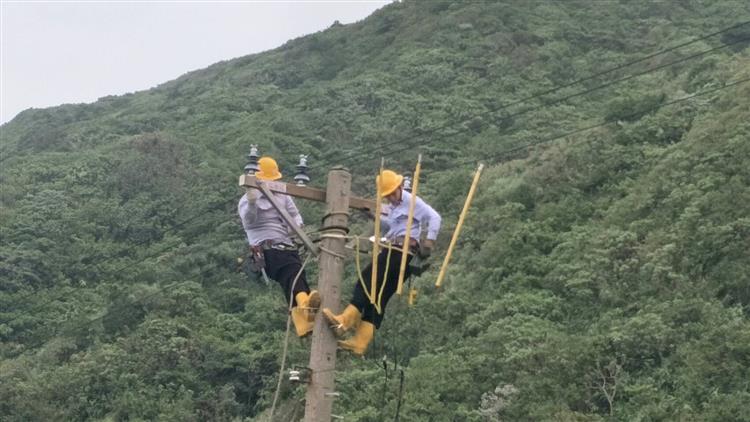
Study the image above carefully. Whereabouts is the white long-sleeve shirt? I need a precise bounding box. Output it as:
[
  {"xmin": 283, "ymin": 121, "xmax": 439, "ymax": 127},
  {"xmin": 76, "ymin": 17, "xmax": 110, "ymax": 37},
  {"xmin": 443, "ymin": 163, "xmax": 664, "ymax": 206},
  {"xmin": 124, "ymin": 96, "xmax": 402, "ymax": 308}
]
[
  {"xmin": 381, "ymin": 190, "xmax": 441, "ymax": 242},
  {"xmin": 238, "ymin": 190, "xmax": 304, "ymax": 246}
]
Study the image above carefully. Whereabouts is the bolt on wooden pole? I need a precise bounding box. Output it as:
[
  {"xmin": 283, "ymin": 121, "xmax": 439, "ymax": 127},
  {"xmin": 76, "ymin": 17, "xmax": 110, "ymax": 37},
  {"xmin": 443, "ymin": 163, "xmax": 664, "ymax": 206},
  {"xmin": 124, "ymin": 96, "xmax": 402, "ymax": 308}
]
[{"xmin": 304, "ymin": 168, "xmax": 351, "ymax": 422}]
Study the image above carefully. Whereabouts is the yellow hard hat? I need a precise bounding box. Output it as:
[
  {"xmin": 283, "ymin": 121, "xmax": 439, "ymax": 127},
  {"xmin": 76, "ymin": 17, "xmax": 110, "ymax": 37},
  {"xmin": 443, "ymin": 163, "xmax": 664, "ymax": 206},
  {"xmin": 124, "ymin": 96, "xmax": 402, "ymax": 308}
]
[
  {"xmin": 255, "ymin": 156, "xmax": 282, "ymax": 181},
  {"xmin": 376, "ymin": 169, "xmax": 403, "ymax": 197}
]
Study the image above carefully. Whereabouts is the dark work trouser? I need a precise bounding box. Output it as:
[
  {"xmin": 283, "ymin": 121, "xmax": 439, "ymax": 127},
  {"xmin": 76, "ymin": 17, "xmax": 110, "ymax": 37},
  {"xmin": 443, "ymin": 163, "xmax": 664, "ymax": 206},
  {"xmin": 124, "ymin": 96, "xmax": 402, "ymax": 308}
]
[
  {"xmin": 351, "ymin": 248, "xmax": 413, "ymax": 329},
  {"xmin": 263, "ymin": 249, "xmax": 310, "ymax": 307}
]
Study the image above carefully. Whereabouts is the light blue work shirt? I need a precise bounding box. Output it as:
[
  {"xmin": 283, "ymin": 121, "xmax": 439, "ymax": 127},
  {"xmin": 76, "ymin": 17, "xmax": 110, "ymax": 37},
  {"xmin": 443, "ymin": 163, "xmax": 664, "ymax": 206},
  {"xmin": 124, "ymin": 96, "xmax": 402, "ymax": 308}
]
[{"xmin": 381, "ymin": 190, "xmax": 441, "ymax": 242}]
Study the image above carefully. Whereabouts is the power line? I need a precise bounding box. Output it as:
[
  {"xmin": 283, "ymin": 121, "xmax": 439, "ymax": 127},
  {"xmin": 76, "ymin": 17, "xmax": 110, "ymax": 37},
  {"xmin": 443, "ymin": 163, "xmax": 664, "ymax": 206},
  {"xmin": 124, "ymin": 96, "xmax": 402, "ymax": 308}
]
[
  {"xmin": 8, "ymin": 234, "xmax": 232, "ymax": 352},
  {"xmin": 0, "ymin": 147, "xmax": 344, "ymax": 332},
  {"xmin": 15, "ymin": 279, "xmax": 180, "ymax": 352},
  {"xmin": 1, "ymin": 201, "xmax": 232, "ymax": 327},
  {"xmin": 313, "ymin": 22, "xmax": 748, "ymax": 170},
  {"xmin": 393, "ymin": 369, "xmax": 405, "ymax": 422},
  {"xmin": 341, "ymin": 37, "xmax": 748, "ymax": 170},
  {"xmin": 9, "ymin": 73, "xmax": 744, "ymax": 376},
  {"xmin": 3, "ymin": 20, "xmax": 747, "ymax": 366},
  {"xmin": 8, "ymin": 35, "xmax": 746, "ymax": 422},
  {"xmin": 5, "ymin": 21, "xmax": 750, "ymax": 324},
  {"xmin": 5, "ymin": 182, "xmax": 313, "ymax": 346},
  {"xmin": 7, "ymin": 74, "xmax": 746, "ymax": 332},
  {"xmin": 14, "ymin": 270, "xmax": 198, "ymax": 350},
  {"xmin": 269, "ymin": 254, "xmax": 312, "ymax": 422},
  {"xmin": 456, "ymin": 77, "xmax": 750, "ymax": 168}
]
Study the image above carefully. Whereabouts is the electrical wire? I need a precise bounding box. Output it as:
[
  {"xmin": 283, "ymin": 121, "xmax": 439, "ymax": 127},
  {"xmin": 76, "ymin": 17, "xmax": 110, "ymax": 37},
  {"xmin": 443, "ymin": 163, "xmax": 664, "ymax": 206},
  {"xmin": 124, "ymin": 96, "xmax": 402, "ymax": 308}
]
[
  {"xmin": 455, "ymin": 76, "xmax": 750, "ymax": 168},
  {"xmin": 1, "ymin": 200, "xmax": 232, "ymax": 326},
  {"xmin": 341, "ymin": 36, "xmax": 749, "ymax": 170},
  {"xmin": 6, "ymin": 73, "xmax": 745, "ymax": 354},
  {"xmin": 38, "ymin": 24, "xmax": 750, "ymax": 422},
  {"xmin": 393, "ymin": 369, "xmax": 405, "ymax": 422},
  {"xmin": 269, "ymin": 254, "xmax": 312, "ymax": 422},
  {"xmin": 3, "ymin": 25, "xmax": 748, "ymax": 414},
  {"xmin": 312, "ymin": 22, "xmax": 748, "ymax": 170}
]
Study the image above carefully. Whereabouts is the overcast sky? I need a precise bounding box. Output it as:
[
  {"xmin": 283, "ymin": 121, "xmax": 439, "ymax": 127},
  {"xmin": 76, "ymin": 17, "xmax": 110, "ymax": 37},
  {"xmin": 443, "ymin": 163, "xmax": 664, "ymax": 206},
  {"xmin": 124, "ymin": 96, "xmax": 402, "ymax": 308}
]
[{"xmin": 0, "ymin": 1, "xmax": 389, "ymax": 124}]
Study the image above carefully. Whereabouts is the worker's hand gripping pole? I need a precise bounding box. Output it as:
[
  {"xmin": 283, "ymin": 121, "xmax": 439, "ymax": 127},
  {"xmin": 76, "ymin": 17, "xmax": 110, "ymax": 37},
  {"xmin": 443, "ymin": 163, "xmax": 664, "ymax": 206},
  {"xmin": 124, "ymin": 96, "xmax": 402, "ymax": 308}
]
[
  {"xmin": 435, "ymin": 163, "xmax": 484, "ymax": 288},
  {"xmin": 370, "ymin": 159, "xmax": 385, "ymax": 305},
  {"xmin": 396, "ymin": 154, "xmax": 421, "ymax": 295}
]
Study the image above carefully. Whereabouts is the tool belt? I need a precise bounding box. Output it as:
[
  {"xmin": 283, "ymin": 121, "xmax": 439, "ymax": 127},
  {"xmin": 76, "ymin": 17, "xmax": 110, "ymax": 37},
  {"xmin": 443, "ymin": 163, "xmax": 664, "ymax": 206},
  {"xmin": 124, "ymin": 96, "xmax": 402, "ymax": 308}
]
[
  {"xmin": 248, "ymin": 240, "xmax": 298, "ymax": 273},
  {"xmin": 391, "ymin": 236, "xmax": 419, "ymax": 254},
  {"xmin": 391, "ymin": 237, "xmax": 429, "ymax": 276},
  {"xmin": 259, "ymin": 239, "xmax": 297, "ymax": 251}
]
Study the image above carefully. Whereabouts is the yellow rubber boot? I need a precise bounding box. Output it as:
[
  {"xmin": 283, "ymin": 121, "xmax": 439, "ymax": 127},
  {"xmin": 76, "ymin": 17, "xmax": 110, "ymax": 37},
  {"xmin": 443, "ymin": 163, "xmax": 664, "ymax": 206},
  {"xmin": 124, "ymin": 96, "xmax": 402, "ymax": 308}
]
[
  {"xmin": 338, "ymin": 321, "xmax": 375, "ymax": 356},
  {"xmin": 291, "ymin": 307, "xmax": 313, "ymax": 337},
  {"xmin": 321, "ymin": 304, "xmax": 361, "ymax": 337},
  {"xmin": 296, "ymin": 290, "xmax": 321, "ymax": 322}
]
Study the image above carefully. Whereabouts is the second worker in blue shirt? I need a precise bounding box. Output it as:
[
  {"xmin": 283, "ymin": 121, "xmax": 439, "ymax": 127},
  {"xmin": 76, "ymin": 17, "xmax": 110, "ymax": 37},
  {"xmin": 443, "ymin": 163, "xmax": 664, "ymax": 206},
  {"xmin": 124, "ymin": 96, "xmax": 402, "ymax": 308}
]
[{"xmin": 323, "ymin": 169, "xmax": 441, "ymax": 356}]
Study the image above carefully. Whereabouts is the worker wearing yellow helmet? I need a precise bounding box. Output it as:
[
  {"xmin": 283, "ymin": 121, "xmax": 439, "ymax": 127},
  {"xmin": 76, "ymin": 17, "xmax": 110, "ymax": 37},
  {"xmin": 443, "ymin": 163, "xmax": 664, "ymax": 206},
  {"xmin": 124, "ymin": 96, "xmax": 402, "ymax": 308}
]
[
  {"xmin": 238, "ymin": 157, "xmax": 320, "ymax": 337},
  {"xmin": 322, "ymin": 169, "xmax": 441, "ymax": 355}
]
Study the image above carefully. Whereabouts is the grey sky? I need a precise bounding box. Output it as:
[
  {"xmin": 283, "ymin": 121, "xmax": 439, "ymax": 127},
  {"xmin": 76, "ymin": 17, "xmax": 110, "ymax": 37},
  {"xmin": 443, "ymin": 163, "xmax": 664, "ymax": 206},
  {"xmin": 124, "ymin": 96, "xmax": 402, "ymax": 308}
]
[{"xmin": 0, "ymin": 1, "xmax": 389, "ymax": 124}]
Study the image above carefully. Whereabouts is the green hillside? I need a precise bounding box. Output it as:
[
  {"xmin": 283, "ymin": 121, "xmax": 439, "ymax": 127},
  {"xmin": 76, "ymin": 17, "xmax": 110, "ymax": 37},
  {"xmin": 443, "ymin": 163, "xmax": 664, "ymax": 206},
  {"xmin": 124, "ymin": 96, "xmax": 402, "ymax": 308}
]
[{"xmin": 2, "ymin": 1, "xmax": 750, "ymax": 420}]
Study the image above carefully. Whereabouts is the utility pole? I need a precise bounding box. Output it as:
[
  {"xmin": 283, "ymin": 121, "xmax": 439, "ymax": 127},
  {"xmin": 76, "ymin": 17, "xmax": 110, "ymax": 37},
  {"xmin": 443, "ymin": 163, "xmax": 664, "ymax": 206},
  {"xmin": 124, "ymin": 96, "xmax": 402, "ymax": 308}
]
[
  {"xmin": 304, "ymin": 167, "xmax": 350, "ymax": 422},
  {"xmin": 239, "ymin": 165, "xmax": 373, "ymax": 422}
]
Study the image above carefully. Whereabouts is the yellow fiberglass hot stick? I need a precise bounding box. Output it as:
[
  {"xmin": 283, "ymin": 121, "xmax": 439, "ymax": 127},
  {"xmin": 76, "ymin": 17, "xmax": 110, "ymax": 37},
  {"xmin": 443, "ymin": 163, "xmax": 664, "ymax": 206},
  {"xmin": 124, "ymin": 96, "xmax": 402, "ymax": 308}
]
[
  {"xmin": 435, "ymin": 163, "xmax": 484, "ymax": 288},
  {"xmin": 396, "ymin": 154, "xmax": 421, "ymax": 296},
  {"xmin": 370, "ymin": 160, "xmax": 384, "ymax": 304}
]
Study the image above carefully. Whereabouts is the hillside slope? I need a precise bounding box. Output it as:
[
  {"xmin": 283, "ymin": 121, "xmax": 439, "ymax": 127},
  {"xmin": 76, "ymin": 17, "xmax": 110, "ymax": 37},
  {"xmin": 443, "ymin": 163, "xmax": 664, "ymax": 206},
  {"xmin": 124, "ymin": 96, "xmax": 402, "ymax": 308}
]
[{"xmin": 2, "ymin": 1, "xmax": 750, "ymax": 420}]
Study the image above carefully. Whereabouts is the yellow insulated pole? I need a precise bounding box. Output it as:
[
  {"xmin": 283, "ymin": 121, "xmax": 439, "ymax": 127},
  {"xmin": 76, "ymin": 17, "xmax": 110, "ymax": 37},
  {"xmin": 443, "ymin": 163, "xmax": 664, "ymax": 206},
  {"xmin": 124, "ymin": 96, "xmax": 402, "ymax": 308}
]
[
  {"xmin": 396, "ymin": 154, "xmax": 421, "ymax": 296},
  {"xmin": 435, "ymin": 163, "xmax": 484, "ymax": 289},
  {"xmin": 370, "ymin": 160, "xmax": 384, "ymax": 304}
]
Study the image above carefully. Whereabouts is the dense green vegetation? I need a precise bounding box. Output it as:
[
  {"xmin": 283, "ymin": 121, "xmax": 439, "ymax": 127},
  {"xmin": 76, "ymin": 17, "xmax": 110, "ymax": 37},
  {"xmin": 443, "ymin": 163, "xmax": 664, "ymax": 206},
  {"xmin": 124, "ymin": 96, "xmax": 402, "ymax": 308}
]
[{"xmin": 2, "ymin": 1, "xmax": 749, "ymax": 420}]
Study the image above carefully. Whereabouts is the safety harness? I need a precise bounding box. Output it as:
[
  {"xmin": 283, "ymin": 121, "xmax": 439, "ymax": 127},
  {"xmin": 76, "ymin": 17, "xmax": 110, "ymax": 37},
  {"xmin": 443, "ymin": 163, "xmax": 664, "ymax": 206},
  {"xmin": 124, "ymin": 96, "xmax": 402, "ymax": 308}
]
[{"xmin": 248, "ymin": 240, "xmax": 299, "ymax": 284}]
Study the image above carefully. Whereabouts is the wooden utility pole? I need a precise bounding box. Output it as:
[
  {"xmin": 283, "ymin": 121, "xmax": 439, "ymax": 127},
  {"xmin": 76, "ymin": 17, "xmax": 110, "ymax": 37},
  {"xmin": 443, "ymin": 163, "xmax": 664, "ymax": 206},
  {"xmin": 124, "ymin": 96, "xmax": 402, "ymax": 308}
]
[
  {"xmin": 239, "ymin": 168, "xmax": 373, "ymax": 422},
  {"xmin": 304, "ymin": 168, "xmax": 351, "ymax": 422}
]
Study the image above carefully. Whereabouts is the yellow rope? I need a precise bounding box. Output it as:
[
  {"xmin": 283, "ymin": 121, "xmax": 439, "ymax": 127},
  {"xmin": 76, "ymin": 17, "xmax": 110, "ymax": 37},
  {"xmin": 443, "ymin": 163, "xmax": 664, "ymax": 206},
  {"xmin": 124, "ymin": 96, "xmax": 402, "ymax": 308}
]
[
  {"xmin": 269, "ymin": 254, "xmax": 311, "ymax": 421},
  {"xmin": 375, "ymin": 242, "xmax": 393, "ymax": 314},
  {"xmin": 355, "ymin": 236, "xmax": 377, "ymax": 307}
]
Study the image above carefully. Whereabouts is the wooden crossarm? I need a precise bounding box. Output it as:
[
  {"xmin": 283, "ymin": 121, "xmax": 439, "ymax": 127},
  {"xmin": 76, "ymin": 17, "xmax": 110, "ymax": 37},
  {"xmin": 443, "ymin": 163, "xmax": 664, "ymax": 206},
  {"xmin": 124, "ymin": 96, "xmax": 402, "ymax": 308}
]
[{"xmin": 239, "ymin": 174, "xmax": 375, "ymax": 212}]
